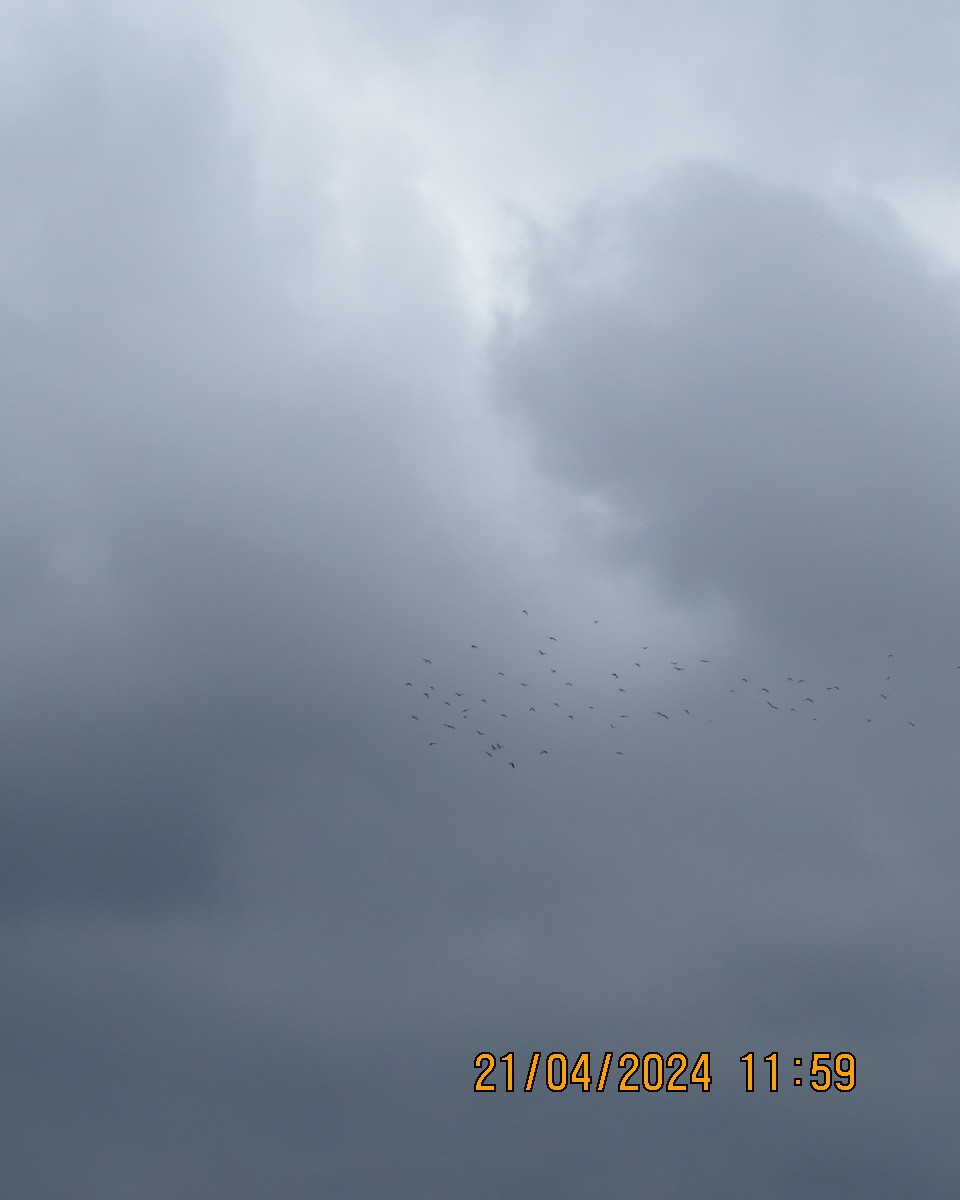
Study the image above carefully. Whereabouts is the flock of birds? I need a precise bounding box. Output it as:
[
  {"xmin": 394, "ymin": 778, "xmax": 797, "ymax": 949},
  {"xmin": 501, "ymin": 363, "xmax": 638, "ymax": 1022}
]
[{"xmin": 404, "ymin": 611, "xmax": 928, "ymax": 769}]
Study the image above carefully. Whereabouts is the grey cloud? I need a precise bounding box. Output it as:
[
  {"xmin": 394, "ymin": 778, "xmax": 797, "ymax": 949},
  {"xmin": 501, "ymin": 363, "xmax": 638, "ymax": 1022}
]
[
  {"xmin": 3, "ymin": 4, "xmax": 959, "ymax": 1197},
  {"xmin": 493, "ymin": 165, "xmax": 960, "ymax": 657}
]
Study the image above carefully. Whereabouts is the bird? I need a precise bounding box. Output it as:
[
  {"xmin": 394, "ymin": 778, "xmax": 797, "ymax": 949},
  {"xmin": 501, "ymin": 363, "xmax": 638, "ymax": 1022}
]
[
  {"xmin": 423, "ymin": 658, "xmax": 432, "ymax": 664},
  {"xmin": 538, "ymin": 650, "xmax": 546, "ymax": 655},
  {"xmin": 539, "ymin": 749, "xmax": 548, "ymax": 755},
  {"xmin": 548, "ymin": 636, "xmax": 557, "ymax": 641},
  {"xmin": 443, "ymin": 723, "xmax": 456, "ymax": 730},
  {"xmin": 404, "ymin": 682, "xmax": 412, "ymax": 686},
  {"xmin": 510, "ymin": 762, "xmax": 516, "ymax": 768},
  {"xmin": 612, "ymin": 673, "xmax": 619, "ymax": 679},
  {"xmin": 411, "ymin": 715, "xmax": 420, "ymax": 720},
  {"xmin": 656, "ymin": 712, "xmax": 668, "ymax": 719},
  {"xmin": 470, "ymin": 644, "xmax": 478, "ymax": 649},
  {"xmin": 767, "ymin": 701, "xmax": 778, "ymax": 709}
]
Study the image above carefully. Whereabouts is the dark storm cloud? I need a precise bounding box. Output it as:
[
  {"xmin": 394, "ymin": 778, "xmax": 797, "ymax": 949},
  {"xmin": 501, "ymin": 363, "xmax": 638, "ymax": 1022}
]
[
  {"xmin": 5, "ymin": 3, "xmax": 960, "ymax": 1197},
  {"xmin": 0, "ymin": 1, "xmax": 471, "ymax": 918},
  {"xmin": 493, "ymin": 164, "xmax": 960, "ymax": 655}
]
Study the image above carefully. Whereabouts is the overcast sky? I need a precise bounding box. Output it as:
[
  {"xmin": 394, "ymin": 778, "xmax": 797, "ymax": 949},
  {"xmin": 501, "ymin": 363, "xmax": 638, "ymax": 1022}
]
[{"xmin": 5, "ymin": 2, "xmax": 960, "ymax": 1195}]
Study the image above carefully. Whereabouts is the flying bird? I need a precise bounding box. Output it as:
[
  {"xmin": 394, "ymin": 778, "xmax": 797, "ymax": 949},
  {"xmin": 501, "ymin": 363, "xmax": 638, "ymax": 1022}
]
[{"xmin": 656, "ymin": 712, "xmax": 668, "ymax": 719}]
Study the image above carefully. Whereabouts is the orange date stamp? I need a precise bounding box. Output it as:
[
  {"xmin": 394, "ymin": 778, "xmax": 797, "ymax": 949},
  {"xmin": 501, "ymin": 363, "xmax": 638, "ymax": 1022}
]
[{"xmin": 473, "ymin": 1051, "xmax": 857, "ymax": 1092}]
